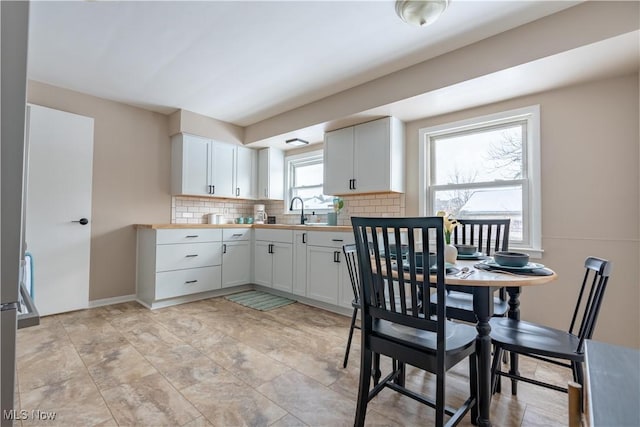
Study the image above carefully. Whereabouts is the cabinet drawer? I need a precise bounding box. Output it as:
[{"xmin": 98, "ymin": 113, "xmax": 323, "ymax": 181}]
[
  {"xmin": 156, "ymin": 228, "xmax": 222, "ymax": 244},
  {"xmin": 255, "ymin": 229, "xmax": 293, "ymax": 244},
  {"xmin": 223, "ymin": 227, "xmax": 252, "ymax": 241},
  {"xmin": 155, "ymin": 266, "xmax": 221, "ymax": 300},
  {"xmin": 156, "ymin": 242, "xmax": 222, "ymax": 272},
  {"xmin": 306, "ymin": 231, "xmax": 354, "ymax": 248}
]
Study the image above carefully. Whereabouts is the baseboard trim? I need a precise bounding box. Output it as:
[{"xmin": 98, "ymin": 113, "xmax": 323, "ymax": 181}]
[{"xmin": 88, "ymin": 294, "xmax": 136, "ymax": 308}]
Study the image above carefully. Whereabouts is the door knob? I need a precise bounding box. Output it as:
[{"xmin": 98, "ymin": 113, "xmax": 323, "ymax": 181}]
[{"xmin": 72, "ymin": 218, "xmax": 89, "ymax": 225}]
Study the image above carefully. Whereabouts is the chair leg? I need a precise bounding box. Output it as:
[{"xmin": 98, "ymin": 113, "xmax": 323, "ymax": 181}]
[
  {"xmin": 355, "ymin": 349, "xmax": 372, "ymax": 427},
  {"xmin": 469, "ymin": 352, "xmax": 478, "ymax": 426},
  {"xmin": 372, "ymin": 353, "xmax": 381, "ymax": 386},
  {"xmin": 491, "ymin": 347, "xmax": 503, "ymax": 395},
  {"xmin": 343, "ymin": 307, "xmax": 358, "ymax": 368},
  {"xmin": 436, "ymin": 360, "xmax": 446, "ymax": 427},
  {"xmin": 394, "ymin": 361, "xmax": 406, "ymax": 387}
]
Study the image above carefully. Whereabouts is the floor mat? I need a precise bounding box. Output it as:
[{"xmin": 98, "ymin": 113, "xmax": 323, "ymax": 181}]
[{"xmin": 225, "ymin": 291, "xmax": 295, "ymax": 311}]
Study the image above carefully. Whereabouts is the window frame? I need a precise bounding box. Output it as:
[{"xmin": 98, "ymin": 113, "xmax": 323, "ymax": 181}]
[
  {"xmin": 418, "ymin": 105, "xmax": 542, "ymax": 257},
  {"xmin": 284, "ymin": 150, "xmax": 332, "ymax": 214}
]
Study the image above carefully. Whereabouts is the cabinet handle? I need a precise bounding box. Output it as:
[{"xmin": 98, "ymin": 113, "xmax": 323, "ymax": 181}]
[
  {"xmin": 211, "ymin": 185, "xmax": 215, "ymax": 194},
  {"xmin": 302, "ymin": 233, "xmax": 307, "ymax": 244},
  {"xmin": 222, "ymin": 244, "xmax": 227, "ymax": 254},
  {"xmin": 232, "ymin": 233, "xmax": 243, "ymax": 237},
  {"xmin": 236, "ymin": 187, "xmax": 240, "ymax": 197},
  {"xmin": 352, "ymin": 179, "xmax": 356, "ymax": 190},
  {"xmin": 334, "ymin": 251, "xmax": 341, "ymax": 263},
  {"xmin": 268, "ymin": 244, "xmax": 274, "ymax": 254},
  {"xmin": 185, "ymin": 235, "xmax": 199, "ymax": 238},
  {"xmin": 331, "ymin": 239, "xmax": 343, "ymax": 242},
  {"xmin": 185, "ymin": 280, "xmax": 198, "ymax": 284},
  {"xmin": 185, "ymin": 254, "xmax": 198, "ymax": 258},
  {"xmin": 348, "ymin": 179, "xmax": 352, "ymax": 190}
]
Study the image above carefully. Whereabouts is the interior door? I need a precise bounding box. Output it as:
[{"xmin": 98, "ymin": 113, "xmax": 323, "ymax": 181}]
[{"xmin": 25, "ymin": 104, "xmax": 94, "ymax": 316}]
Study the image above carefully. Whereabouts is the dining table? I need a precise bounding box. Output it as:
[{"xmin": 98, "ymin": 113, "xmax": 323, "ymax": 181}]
[{"xmin": 391, "ymin": 258, "xmax": 558, "ymax": 427}]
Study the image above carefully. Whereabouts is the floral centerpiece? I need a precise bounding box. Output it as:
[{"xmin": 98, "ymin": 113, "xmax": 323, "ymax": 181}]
[
  {"xmin": 436, "ymin": 210, "xmax": 458, "ymax": 245},
  {"xmin": 328, "ymin": 197, "xmax": 344, "ymax": 225},
  {"xmin": 333, "ymin": 197, "xmax": 344, "ymax": 214}
]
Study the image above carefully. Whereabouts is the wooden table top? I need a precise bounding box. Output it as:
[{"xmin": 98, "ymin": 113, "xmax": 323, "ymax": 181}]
[{"xmin": 377, "ymin": 259, "xmax": 558, "ymax": 287}]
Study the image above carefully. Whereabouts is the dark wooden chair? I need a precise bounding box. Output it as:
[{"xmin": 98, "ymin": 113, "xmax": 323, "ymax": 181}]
[
  {"xmin": 352, "ymin": 216, "xmax": 478, "ymax": 427},
  {"xmin": 430, "ymin": 218, "xmax": 511, "ymax": 323},
  {"xmin": 342, "ymin": 244, "xmax": 361, "ymax": 368},
  {"xmin": 490, "ymin": 256, "xmax": 612, "ymax": 395}
]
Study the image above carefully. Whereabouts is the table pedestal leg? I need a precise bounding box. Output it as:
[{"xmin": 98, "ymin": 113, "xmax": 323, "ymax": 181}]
[
  {"xmin": 474, "ymin": 288, "xmax": 493, "ymax": 427},
  {"xmin": 507, "ymin": 287, "xmax": 521, "ymax": 395}
]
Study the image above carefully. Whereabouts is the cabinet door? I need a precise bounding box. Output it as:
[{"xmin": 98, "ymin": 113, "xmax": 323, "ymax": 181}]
[
  {"xmin": 236, "ymin": 146, "xmax": 257, "ymax": 199},
  {"xmin": 292, "ymin": 231, "xmax": 307, "ymax": 296},
  {"xmin": 339, "ymin": 260, "xmax": 355, "ymax": 309},
  {"xmin": 272, "ymin": 242, "xmax": 293, "ymax": 292},
  {"xmin": 222, "ymin": 241, "xmax": 251, "ymax": 288},
  {"xmin": 174, "ymin": 134, "xmax": 211, "ymax": 196},
  {"xmin": 258, "ymin": 147, "xmax": 284, "ymax": 200},
  {"xmin": 253, "ymin": 241, "xmax": 273, "ymax": 287},
  {"xmin": 353, "ymin": 117, "xmax": 390, "ymax": 193},
  {"xmin": 306, "ymin": 246, "xmax": 339, "ymax": 305},
  {"xmin": 210, "ymin": 141, "xmax": 236, "ymax": 197},
  {"xmin": 323, "ymin": 126, "xmax": 354, "ymax": 195}
]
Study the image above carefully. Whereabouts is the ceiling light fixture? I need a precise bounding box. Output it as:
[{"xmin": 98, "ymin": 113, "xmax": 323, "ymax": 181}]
[
  {"xmin": 395, "ymin": 0, "xmax": 450, "ymax": 27},
  {"xmin": 285, "ymin": 138, "xmax": 309, "ymax": 146}
]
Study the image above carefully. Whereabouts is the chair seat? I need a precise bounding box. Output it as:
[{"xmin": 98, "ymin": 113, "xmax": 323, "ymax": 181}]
[
  {"xmin": 490, "ymin": 317, "xmax": 584, "ymax": 362},
  {"xmin": 430, "ymin": 291, "xmax": 509, "ymax": 322},
  {"xmin": 374, "ymin": 319, "xmax": 476, "ymax": 358}
]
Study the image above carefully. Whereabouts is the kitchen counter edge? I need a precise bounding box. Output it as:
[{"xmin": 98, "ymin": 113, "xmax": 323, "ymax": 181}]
[{"xmin": 134, "ymin": 224, "xmax": 352, "ymax": 232}]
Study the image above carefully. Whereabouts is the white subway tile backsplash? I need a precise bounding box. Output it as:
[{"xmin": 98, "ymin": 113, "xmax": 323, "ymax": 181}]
[{"xmin": 171, "ymin": 193, "xmax": 406, "ymax": 225}]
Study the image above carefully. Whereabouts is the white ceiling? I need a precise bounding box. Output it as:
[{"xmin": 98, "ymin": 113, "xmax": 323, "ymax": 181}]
[{"xmin": 28, "ymin": 1, "xmax": 587, "ymax": 124}]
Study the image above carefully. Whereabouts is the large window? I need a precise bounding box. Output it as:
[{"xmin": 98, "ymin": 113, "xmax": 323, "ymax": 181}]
[
  {"xmin": 286, "ymin": 150, "xmax": 333, "ymax": 212},
  {"xmin": 419, "ymin": 106, "xmax": 541, "ymax": 255}
]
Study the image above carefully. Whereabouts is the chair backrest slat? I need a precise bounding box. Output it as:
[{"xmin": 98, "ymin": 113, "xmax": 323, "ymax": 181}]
[
  {"xmin": 352, "ymin": 217, "xmax": 446, "ymax": 338},
  {"xmin": 453, "ymin": 218, "xmax": 510, "ymax": 255},
  {"xmin": 569, "ymin": 256, "xmax": 612, "ymax": 353}
]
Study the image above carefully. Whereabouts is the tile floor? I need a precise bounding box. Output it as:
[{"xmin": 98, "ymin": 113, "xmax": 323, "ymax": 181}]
[{"xmin": 15, "ymin": 297, "xmax": 571, "ymax": 426}]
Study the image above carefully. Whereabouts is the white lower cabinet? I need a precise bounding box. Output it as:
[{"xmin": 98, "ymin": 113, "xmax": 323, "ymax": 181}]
[
  {"xmin": 292, "ymin": 231, "xmax": 307, "ymax": 296},
  {"xmin": 306, "ymin": 231, "xmax": 354, "ymax": 306},
  {"xmin": 222, "ymin": 228, "xmax": 252, "ymax": 288},
  {"xmin": 137, "ymin": 228, "xmax": 223, "ymax": 308},
  {"xmin": 253, "ymin": 229, "xmax": 293, "ymax": 292}
]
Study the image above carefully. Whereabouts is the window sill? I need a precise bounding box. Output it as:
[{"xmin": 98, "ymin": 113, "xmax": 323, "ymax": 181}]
[{"xmin": 509, "ymin": 246, "xmax": 544, "ymax": 260}]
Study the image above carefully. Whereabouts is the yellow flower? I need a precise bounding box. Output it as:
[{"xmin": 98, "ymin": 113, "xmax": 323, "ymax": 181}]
[
  {"xmin": 436, "ymin": 211, "xmax": 458, "ymax": 244},
  {"xmin": 436, "ymin": 211, "xmax": 458, "ymax": 233}
]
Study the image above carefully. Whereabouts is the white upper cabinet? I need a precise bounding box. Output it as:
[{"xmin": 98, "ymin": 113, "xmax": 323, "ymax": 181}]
[
  {"xmin": 323, "ymin": 116, "xmax": 405, "ymax": 195},
  {"xmin": 323, "ymin": 127, "xmax": 354, "ymax": 195},
  {"xmin": 171, "ymin": 134, "xmax": 211, "ymax": 196},
  {"xmin": 211, "ymin": 141, "xmax": 236, "ymax": 198},
  {"xmin": 258, "ymin": 147, "xmax": 284, "ymax": 200},
  {"xmin": 171, "ymin": 133, "xmax": 257, "ymax": 199},
  {"xmin": 236, "ymin": 146, "xmax": 258, "ymax": 199}
]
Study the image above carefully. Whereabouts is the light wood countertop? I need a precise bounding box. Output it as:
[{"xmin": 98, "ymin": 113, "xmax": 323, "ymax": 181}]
[{"xmin": 135, "ymin": 223, "xmax": 353, "ymax": 232}]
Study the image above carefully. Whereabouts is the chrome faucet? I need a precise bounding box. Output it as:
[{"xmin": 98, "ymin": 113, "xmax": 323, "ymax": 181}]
[{"xmin": 289, "ymin": 197, "xmax": 307, "ymax": 224}]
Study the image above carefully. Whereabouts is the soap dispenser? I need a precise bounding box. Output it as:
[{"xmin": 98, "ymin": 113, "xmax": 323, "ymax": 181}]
[{"xmin": 310, "ymin": 211, "xmax": 318, "ymax": 223}]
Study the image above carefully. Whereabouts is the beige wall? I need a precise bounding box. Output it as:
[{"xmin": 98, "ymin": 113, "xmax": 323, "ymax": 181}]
[
  {"xmin": 405, "ymin": 73, "xmax": 640, "ymax": 348},
  {"xmin": 27, "ymin": 81, "xmax": 172, "ymax": 301}
]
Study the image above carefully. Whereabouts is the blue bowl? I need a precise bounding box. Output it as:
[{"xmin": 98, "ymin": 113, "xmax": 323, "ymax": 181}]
[
  {"xmin": 494, "ymin": 251, "xmax": 529, "ymax": 268},
  {"xmin": 415, "ymin": 252, "xmax": 437, "ymax": 268}
]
